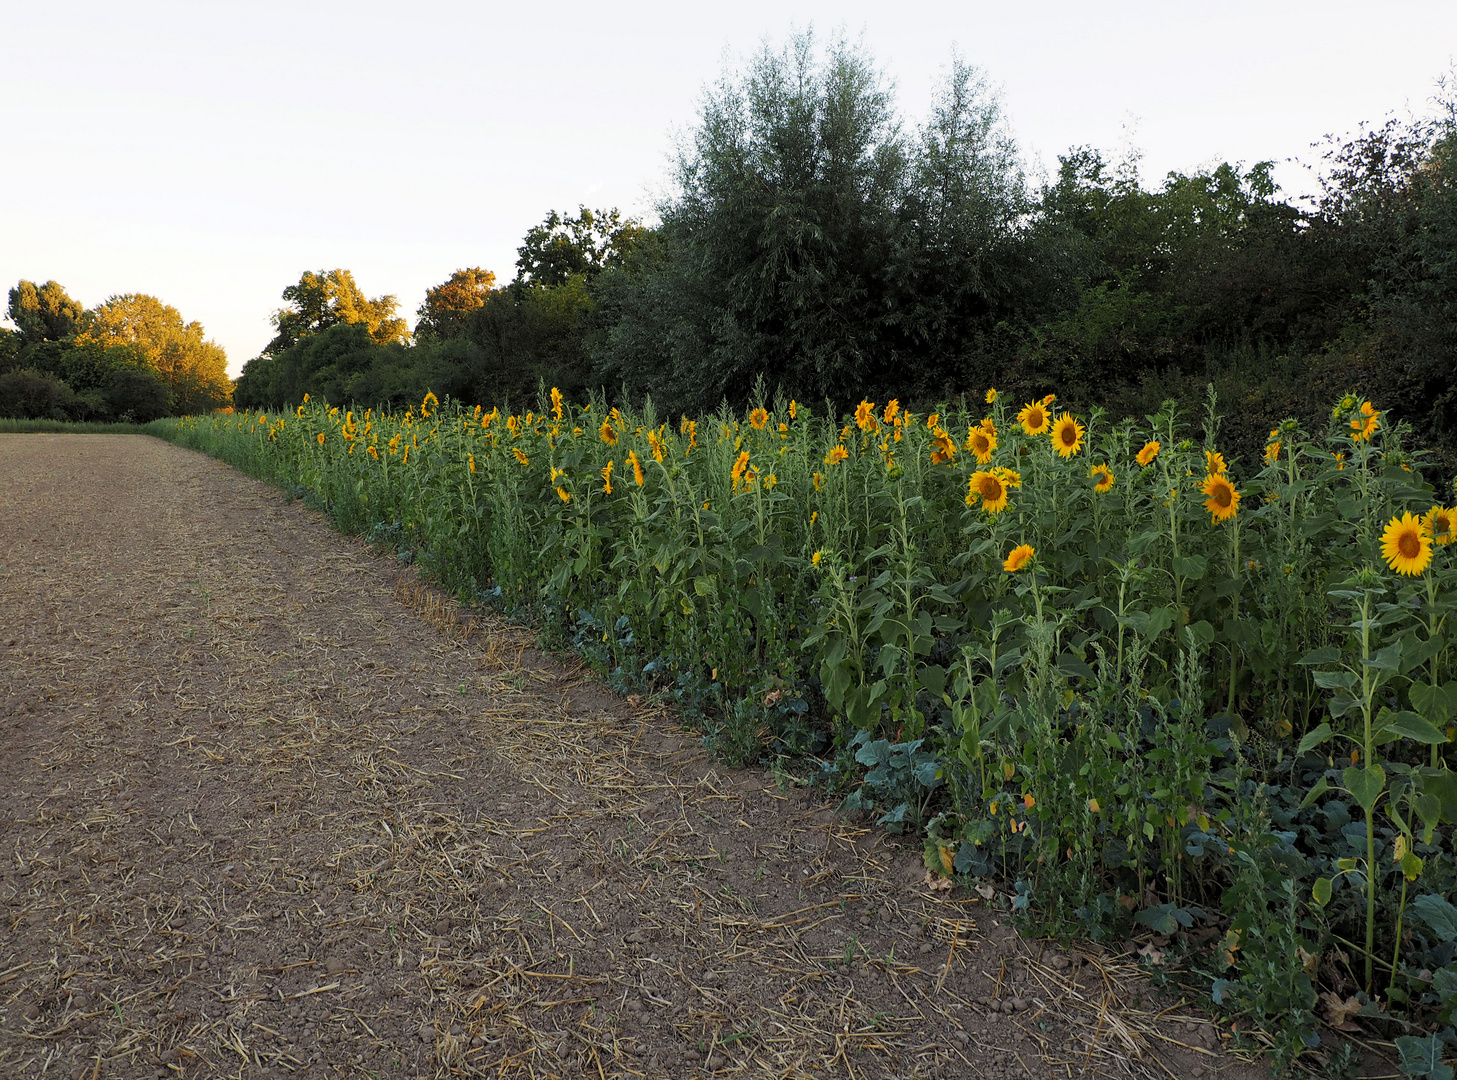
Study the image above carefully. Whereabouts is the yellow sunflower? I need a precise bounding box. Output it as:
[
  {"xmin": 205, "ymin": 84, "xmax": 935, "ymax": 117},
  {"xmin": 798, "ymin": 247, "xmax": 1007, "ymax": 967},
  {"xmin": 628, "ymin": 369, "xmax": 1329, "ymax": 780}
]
[
  {"xmin": 1350, "ymin": 402, "xmax": 1381, "ymax": 442},
  {"xmin": 966, "ymin": 470, "xmax": 1011, "ymax": 513},
  {"xmin": 985, "ymin": 388, "xmax": 998, "ymax": 404},
  {"xmin": 601, "ymin": 460, "xmax": 614, "ymax": 493},
  {"xmin": 1136, "ymin": 440, "xmax": 1161, "ymax": 466},
  {"xmin": 964, "ymin": 424, "xmax": 997, "ymax": 464},
  {"xmin": 1382, "ymin": 511, "xmax": 1433, "ymax": 575},
  {"xmin": 599, "ymin": 418, "xmax": 618, "ymax": 445},
  {"xmin": 1002, "ymin": 544, "xmax": 1035, "ymax": 572},
  {"xmin": 993, "ymin": 466, "xmax": 1022, "ymax": 489},
  {"xmin": 512, "ymin": 447, "xmax": 530, "ymax": 466},
  {"xmin": 824, "ymin": 444, "xmax": 849, "ymax": 466},
  {"xmin": 1264, "ymin": 439, "xmax": 1281, "ymax": 465},
  {"xmin": 627, "ymin": 449, "xmax": 645, "ymax": 486},
  {"xmin": 929, "ymin": 428, "xmax": 957, "ymax": 465},
  {"xmin": 1205, "ymin": 450, "xmax": 1227, "ymax": 475},
  {"xmin": 1089, "ymin": 463, "xmax": 1115, "ymax": 493},
  {"xmin": 1423, "ymin": 505, "xmax": 1456, "ymax": 546},
  {"xmin": 1017, "ymin": 401, "xmax": 1050, "ymax": 436},
  {"xmin": 748, "ymin": 407, "xmax": 769, "ymax": 430},
  {"xmin": 855, "ymin": 400, "xmax": 878, "ymax": 431},
  {"xmin": 1200, "ymin": 473, "xmax": 1240, "ymax": 523},
  {"xmin": 883, "ymin": 400, "xmax": 901, "ymax": 425},
  {"xmin": 1050, "ymin": 413, "xmax": 1085, "ymax": 457}
]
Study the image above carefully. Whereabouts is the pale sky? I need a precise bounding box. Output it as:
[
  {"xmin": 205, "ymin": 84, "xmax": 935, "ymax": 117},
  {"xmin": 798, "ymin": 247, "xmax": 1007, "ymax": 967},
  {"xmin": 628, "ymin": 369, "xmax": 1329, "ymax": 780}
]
[{"xmin": 3, "ymin": 0, "xmax": 1453, "ymax": 377}]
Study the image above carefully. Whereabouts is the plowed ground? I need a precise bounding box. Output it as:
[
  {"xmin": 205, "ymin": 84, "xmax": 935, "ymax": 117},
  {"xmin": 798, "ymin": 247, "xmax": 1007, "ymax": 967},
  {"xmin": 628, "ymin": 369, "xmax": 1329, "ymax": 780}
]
[{"xmin": 0, "ymin": 435, "xmax": 1263, "ymax": 1080}]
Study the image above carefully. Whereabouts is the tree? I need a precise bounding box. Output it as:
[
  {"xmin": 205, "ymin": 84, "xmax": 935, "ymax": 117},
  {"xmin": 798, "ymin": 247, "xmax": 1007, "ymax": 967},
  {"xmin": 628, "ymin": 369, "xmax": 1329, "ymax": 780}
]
[
  {"xmin": 415, "ymin": 267, "xmax": 497, "ymax": 341},
  {"xmin": 515, "ymin": 208, "xmax": 647, "ymax": 288},
  {"xmin": 77, "ymin": 294, "xmax": 231, "ymax": 413},
  {"xmin": 265, "ymin": 269, "xmax": 409, "ymax": 355},
  {"xmin": 6, "ymin": 280, "xmax": 84, "ymax": 345}
]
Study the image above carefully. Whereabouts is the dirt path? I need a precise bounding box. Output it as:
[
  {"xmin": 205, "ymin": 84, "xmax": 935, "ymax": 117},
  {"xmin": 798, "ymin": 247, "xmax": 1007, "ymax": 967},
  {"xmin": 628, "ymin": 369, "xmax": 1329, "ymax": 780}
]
[{"xmin": 0, "ymin": 435, "xmax": 1258, "ymax": 1080}]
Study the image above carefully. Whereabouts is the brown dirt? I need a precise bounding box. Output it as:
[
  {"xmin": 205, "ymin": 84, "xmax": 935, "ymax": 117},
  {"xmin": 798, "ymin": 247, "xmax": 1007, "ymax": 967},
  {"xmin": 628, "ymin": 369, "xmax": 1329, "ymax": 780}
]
[{"xmin": 0, "ymin": 434, "xmax": 1278, "ymax": 1080}]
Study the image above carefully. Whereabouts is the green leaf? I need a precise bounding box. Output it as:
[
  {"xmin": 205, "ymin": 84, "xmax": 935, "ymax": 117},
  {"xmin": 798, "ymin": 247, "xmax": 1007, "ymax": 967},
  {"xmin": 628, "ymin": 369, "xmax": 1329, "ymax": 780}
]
[
  {"xmin": 1312, "ymin": 876, "xmax": 1333, "ymax": 906},
  {"xmin": 1411, "ymin": 894, "xmax": 1457, "ymax": 941},
  {"xmin": 1365, "ymin": 642, "xmax": 1403, "ymax": 672},
  {"xmin": 1395, "ymin": 1035, "xmax": 1454, "ymax": 1080},
  {"xmin": 1298, "ymin": 646, "xmax": 1343, "ymax": 666},
  {"xmin": 1343, "ymin": 764, "xmax": 1386, "ymax": 812},
  {"xmin": 1172, "ymin": 554, "xmax": 1207, "ymax": 580},
  {"xmin": 1297, "ymin": 723, "xmax": 1334, "ymax": 756},
  {"xmin": 1411, "ymin": 681, "xmax": 1457, "ymax": 725},
  {"xmin": 1137, "ymin": 607, "xmax": 1175, "ymax": 640},
  {"xmin": 1379, "ymin": 711, "xmax": 1448, "ymax": 746},
  {"xmin": 1313, "ymin": 670, "xmax": 1357, "ymax": 691},
  {"xmin": 1298, "ymin": 775, "xmax": 1331, "ymax": 809}
]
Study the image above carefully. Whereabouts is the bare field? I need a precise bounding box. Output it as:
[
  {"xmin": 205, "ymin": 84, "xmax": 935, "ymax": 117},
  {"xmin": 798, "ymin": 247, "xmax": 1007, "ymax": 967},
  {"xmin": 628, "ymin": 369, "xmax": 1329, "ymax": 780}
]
[{"xmin": 0, "ymin": 434, "xmax": 1260, "ymax": 1079}]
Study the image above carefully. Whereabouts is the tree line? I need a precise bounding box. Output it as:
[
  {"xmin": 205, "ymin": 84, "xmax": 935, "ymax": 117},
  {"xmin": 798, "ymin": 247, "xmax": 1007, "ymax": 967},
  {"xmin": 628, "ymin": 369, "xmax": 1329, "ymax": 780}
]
[{"xmin": 0, "ymin": 282, "xmax": 231, "ymax": 421}]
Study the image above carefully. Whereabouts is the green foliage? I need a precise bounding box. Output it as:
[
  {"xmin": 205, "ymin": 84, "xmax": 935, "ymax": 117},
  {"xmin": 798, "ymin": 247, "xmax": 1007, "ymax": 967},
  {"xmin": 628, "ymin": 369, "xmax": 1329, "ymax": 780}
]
[
  {"xmin": 6, "ymin": 280, "xmax": 84, "ymax": 345},
  {"xmin": 153, "ymin": 382, "xmax": 1457, "ymax": 1074},
  {"xmin": 263, "ymin": 269, "xmax": 409, "ymax": 356}
]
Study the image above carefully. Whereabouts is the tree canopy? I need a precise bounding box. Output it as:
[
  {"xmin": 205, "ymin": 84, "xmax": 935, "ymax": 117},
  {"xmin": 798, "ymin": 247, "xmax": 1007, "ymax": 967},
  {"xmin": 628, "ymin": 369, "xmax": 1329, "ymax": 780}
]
[
  {"xmin": 265, "ymin": 269, "xmax": 409, "ymax": 355},
  {"xmin": 7, "ymin": 280, "xmax": 85, "ymax": 345},
  {"xmin": 77, "ymin": 294, "xmax": 231, "ymax": 413}
]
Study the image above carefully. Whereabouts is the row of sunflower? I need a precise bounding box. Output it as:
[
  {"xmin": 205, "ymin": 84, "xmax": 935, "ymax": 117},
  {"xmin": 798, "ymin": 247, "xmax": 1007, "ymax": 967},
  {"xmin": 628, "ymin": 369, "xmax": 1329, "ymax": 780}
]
[{"xmin": 155, "ymin": 386, "xmax": 1457, "ymax": 1047}]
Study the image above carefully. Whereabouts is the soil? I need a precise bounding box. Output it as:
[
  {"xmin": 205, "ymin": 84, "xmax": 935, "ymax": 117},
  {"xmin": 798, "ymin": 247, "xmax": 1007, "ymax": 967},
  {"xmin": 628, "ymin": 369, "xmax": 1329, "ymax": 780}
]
[{"xmin": 0, "ymin": 433, "xmax": 1276, "ymax": 1079}]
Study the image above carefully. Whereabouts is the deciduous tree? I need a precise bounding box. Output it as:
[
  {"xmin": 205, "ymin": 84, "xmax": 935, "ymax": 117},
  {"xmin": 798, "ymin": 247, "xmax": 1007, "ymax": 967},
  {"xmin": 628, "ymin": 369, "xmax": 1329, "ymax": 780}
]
[{"xmin": 265, "ymin": 269, "xmax": 409, "ymax": 355}]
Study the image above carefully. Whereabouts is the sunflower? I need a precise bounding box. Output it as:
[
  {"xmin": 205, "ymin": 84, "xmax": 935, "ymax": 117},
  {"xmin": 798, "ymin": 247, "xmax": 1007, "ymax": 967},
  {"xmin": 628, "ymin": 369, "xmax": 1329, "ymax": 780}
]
[
  {"xmin": 811, "ymin": 550, "xmax": 823, "ymax": 567},
  {"xmin": 883, "ymin": 400, "xmax": 901, "ymax": 425},
  {"xmin": 550, "ymin": 386, "xmax": 564, "ymax": 421},
  {"xmin": 1089, "ymin": 463, "xmax": 1115, "ymax": 493},
  {"xmin": 748, "ymin": 407, "xmax": 769, "ymax": 430},
  {"xmin": 512, "ymin": 447, "xmax": 530, "ymax": 466},
  {"xmin": 1350, "ymin": 402, "xmax": 1381, "ymax": 442},
  {"xmin": 627, "ymin": 449, "xmax": 645, "ymax": 486},
  {"xmin": 929, "ymin": 428, "xmax": 957, "ymax": 465},
  {"xmin": 964, "ymin": 424, "xmax": 997, "ymax": 464},
  {"xmin": 855, "ymin": 400, "xmax": 878, "ymax": 431},
  {"xmin": 789, "ymin": 399, "xmax": 798, "ymax": 420},
  {"xmin": 556, "ymin": 486, "xmax": 571, "ymax": 503},
  {"xmin": 1136, "ymin": 440, "xmax": 1161, "ymax": 466},
  {"xmin": 599, "ymin": 418, "xmax": 618, "ymax": 445},
  {"xmin": 1424, "ymin": 505, "xmax": 1456, "ymax": 546},
  {"xmin": 1200, "ymin": 473, "xmax": 1240, "ymax": 523},
  {"xmin": 601, "ymin": 460, "xmax": 614, "ymax": 494},
  {"xmin": 730, "ymin": 450, "xmax": 751, "ymax": 489},
  {"xmin": 1205, "ymin": 450, "xmax": 1227, "ymax": 475},
  {"xmin": 1017, "ymin": 401, "xmax": 1051, "ymax": 436},
  {"xmin": 966, "ymin": 470, "xmax": 1011, "ymax": 513},
  {"xmin": 647, "ymin": 430, "xmax": 665, "ymax": 462},
  {"xmin": 985, "ymin": 388, "xmax": 998, "ymax": 404},
  {"xmin": 824, "ymin": 444, "xmax": 849, "ymax": 466},
  {"xmin": 993, "ymin": 466, "xmax": 1022, "ymax": 489},
  {"xmin": 1002, "ymin": 544, "xmax": 1035, "ymax": 572},
  {"xmin": 1382, "ymin": 511, "xmax": 1433, "ymax": 575},
  {"xmin": 1263, "ymin": 439, "xmax": 1281, "ymax": 465},
  {"xmin": 317, "ymin": 432, "xmax": 326, "ymax": 446},
  {"xmin": 1050, "ymin": 413, "xmax": 1085, "ymax": 457}
]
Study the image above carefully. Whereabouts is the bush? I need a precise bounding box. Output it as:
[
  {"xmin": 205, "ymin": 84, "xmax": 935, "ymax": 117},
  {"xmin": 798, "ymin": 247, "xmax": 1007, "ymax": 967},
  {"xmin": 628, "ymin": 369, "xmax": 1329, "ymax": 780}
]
[{"xmin": 0, "ymin": 368, "xmax": 78, "ymax": 419}]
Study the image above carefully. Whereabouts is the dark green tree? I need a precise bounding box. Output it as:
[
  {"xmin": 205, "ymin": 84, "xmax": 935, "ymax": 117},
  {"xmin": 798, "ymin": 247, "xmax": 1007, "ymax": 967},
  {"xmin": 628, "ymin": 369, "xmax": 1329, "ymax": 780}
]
[
  {"xmin": 6, "ymin": 280, "xmax": 85, "ymax": 345},
  {"xmin": 515, "ymin": 208, "xmax": 646, "ymax": 287}
]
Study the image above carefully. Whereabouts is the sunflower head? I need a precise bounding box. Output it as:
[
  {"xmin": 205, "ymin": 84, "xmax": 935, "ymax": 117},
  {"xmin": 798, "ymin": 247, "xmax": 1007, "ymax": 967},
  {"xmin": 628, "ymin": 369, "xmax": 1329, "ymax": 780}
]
[
  {"xmin": 1200, "ymin": 473, "xmax": 1239, "ymax": 523},
  {"xmin": 1136, "ymin": 440, "xmax": 1161, "ymax": 466},
  {"xmin": 1050, "ymin": 413, "xmax": 1085, "ymax": 457},
  {"xmin": 1382, "ymin": 511, "xmax": 1433, "ymax": 575},
  {"xmin": 1205, "ymin": 449, "xmax": 1227, "ymax": 475},
  {"xmin": 966, "ymin": 470, "xmax": 1010, "ymax": 513},
  {"xmin": 1089, "ymin": 463, "xmax": 1115, "ymax": 493},
  {"xmin": 929, "ymin": 429, "xmax": 957, "ymax": 465},
  {"xmin": 1017, "ymin": 401, "xmax": 1050, "ymax": 436},
  {"xmin": 1424, "ymin": 505, "xmax": 1456, "ymax": 546},
  {"xmin": 964, "ymin": 425, "xmax": 997, "ymax": 464},
  {"xmin": 824, "ymin": 444, "xmax": 849, "ymax": 467},
  {"xmin": 1002, "ymin": 544, "xmax": 1035, "ymax": 573},
  {"xmin": 748, "ymin": 407, "xmax": 769, "ymax": 430},
  {"xmin": 855, "ymin": 400, "xmax": 878, "ymax": 431},
  {"xmin": 985, "ymin": 388, "xmax": 997, "ymax": 404}
]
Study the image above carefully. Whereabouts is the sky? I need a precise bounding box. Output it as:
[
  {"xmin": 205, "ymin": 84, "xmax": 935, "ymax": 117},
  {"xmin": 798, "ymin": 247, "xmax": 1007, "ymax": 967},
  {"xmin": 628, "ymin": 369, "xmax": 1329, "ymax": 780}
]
[{"xmin": 3, "ymin": 1, "xmax": 1454, "ymax": 378}]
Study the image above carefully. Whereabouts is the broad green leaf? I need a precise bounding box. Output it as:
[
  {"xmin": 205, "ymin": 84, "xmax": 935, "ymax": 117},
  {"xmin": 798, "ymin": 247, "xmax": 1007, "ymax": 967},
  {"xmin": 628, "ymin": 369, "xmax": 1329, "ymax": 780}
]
[
  {"xmin": 1343, "ymin": 764, "xmax": 1386, "ymax": 812},
  {"xmin": 1298, "ymin": 646, "xmax": 1343, "ymax": 666},
  {"xmin": 1312, "ymin": 876, "xmax": 1333, "ymax": 906},
  {"xmin": 1378, "ymin": 711, "xmax": 1448, "ymax": 746},
  {"xmin": 1298, "ymin": 774, "xmax": 1331, "ymax": 809},
  {"xmin": 1411, "ymin": 893, "xmax": 1457, "ymax": 941},
  {"xmin": 1313, "ymin": 670, "xmax": 1357, "ymax": 691},
  {"xmin": 1411, "ymin": 681, "xmax": 1457, "ymax": 725},
  {"xmin": 1297, "ymin": 723, "xmax": 1334, "ymax": 756}
]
